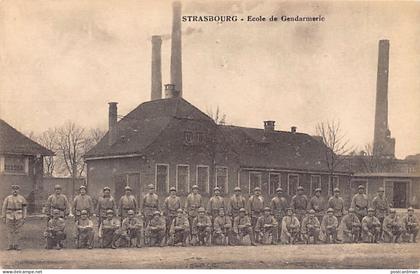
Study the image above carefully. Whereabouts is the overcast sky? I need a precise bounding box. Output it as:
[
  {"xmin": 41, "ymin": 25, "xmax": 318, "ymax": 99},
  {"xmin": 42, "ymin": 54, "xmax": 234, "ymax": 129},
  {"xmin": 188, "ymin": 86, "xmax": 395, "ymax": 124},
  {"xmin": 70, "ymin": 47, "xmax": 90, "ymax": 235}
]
[{"xmin": 0, "ymin": 0, "xmax": 419, "ymax": 158}]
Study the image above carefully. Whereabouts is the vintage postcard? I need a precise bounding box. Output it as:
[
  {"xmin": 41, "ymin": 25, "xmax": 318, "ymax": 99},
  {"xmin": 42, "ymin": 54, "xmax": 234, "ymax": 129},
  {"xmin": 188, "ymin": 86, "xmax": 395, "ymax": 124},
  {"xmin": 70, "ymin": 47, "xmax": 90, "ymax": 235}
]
[{"xmin": 0, "ymin": 0, "xmax": 419, "ymax": 271}]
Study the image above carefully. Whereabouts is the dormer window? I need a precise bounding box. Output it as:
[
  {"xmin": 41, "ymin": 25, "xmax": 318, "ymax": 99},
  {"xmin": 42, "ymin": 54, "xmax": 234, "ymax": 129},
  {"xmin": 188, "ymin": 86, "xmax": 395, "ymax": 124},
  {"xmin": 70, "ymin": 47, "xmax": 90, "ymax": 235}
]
[
  {"xmin": 196, "ymin": 132, "xmax": 205, "ymax": 144},
  {"xmin": 184, "ymin": 131, "xmax": 193, "ymax": 145}
]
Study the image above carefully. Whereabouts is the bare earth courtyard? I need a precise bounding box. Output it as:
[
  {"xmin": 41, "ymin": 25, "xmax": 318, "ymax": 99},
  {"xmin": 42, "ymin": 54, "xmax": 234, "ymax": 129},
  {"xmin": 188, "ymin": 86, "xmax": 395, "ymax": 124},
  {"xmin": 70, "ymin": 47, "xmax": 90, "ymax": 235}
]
[{"xmin": 1, "ymin": 242, "xmax": 419, "ymax": 269}]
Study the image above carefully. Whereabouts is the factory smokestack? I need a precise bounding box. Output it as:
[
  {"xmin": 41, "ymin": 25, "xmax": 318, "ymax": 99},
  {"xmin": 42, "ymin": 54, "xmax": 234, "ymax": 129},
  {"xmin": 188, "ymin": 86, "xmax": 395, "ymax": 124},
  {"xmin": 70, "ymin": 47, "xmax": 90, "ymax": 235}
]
[
  {"xmin": 373, "ymin": 39, "xmax": 395, "ymax": 158},
  {"xmin": 151, "ymin": 35, "xmax": 162, "ymax": 100},
  {"xmin": 108, "ymin": 102, "xmax": 118, "ymax": 146},
  {"xmin": 170, "ymin": 1, "xmax": 182, "ymax": 96}
]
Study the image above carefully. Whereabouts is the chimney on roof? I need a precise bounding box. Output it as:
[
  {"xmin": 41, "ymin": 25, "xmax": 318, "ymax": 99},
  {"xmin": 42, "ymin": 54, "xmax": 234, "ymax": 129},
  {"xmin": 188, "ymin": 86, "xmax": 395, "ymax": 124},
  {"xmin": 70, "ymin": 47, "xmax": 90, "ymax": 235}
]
[
  {"xmin": 291, "ymin": 126, "xmax": 297, "ymax": 133},
  {"xmin": 108, "ymin": 102, "xmax": 118, "ymax": 146},
  {"xmin": 151, "ymin": 35, "xmax": 162, "ymax": 101},
  {"xmin": 170, "ymin": 1, "xmax": 182, "ymax": 97},
  {"xmin": 164, "ymin": 84, "xmax": 179, "ymax": 98},
  {"xmin": 264, "ymin": 120, "xmax": 275, "ymax": 132}
]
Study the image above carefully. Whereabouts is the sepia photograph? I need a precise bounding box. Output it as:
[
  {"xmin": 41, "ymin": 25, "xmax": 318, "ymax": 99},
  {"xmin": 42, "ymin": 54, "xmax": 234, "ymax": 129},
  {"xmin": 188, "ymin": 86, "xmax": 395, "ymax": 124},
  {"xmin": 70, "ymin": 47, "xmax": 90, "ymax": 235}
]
[{"xmin": 0, "ymin": 0, "xmax": 419, "ymax": 271}]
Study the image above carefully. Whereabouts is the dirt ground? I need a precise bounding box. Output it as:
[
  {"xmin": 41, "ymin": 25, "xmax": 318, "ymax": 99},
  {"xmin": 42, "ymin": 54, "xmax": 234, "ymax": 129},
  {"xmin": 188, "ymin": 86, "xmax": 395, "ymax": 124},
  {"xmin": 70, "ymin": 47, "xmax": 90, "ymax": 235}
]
[{"xmin": 1, "ymin": 242, "xmax": 419, "ymax": 269}]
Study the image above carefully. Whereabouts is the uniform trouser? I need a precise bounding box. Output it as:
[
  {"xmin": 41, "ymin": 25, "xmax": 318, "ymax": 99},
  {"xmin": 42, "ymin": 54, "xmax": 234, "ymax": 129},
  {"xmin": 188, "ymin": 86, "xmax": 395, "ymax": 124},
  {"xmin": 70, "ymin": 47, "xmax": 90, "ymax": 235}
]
[
  {"xmin": 169, "ymin": 229, "xmax": 188, "ymax": 245},
  {"xmin": 122, "ymin": 228, "xmax": 143, "ymax": 247},
  {"xmin": 362, "ymin": 226, "xmax": 381, "ymax": 243},
  {"xmin": 335, "ymin": 216, "xmax": 343, "ymax": 227},
  {"xmin": 255, "ymin": 227, "xmax": 278, "ymax": 244},
  {"xmin": 324, "ymin": 227, "xmax": 337, "ymax": 243},
  {"xmin": 303, "ymin": 228, "xmax": 320, "ymax": 243},
  {"xmin": 6, "ymin": 219, "xmax": 24, "ymax": 247},
  {"xmin": 236, "ymin": 227, "xmax": 256, "ymax": 245},
  {"xmin": 342, "ymin": 225, "xmax": 361, "ymax": 243},
  {"xmin": 146, "ymin": 228, "xmax": 165, "ymax": 247},
  {"xmin": 46, "ymin": 231, "xmax": 66, "ymax": 249},
  {"xmin": 187, "ymin": 215, "xmax": 197, "ymax": 240},
  {"xmin": 77, "ymin": 228, "xmax": 94, "ymax": 248},
  {"xmin": 383, "ymin": 227, "xmax": 402, "ymax": 243},
  {"xmin": 165, "ymin": 215, "xmax": 176, "ymax": 239},
  {"xmin": 213, "ymin": 229, "xmax": 234, "ymax": 245},
  {"xmin": 101, "ymin": 228, "xmax": 123, "ymax": 248},
  {"xmin": 274, "ymin": 215, "xmax": 284, "ymax": 242},
  {"xmin": 193, "ymin": 227, "xmax": 211, "ymax": 245},
  {"xmin": 377, "ymin": 216, "xmax": 385, "ymax": 239},
  {"xmin": 405, "ymin": 225, "xmax": 419, "ymax": 242}
]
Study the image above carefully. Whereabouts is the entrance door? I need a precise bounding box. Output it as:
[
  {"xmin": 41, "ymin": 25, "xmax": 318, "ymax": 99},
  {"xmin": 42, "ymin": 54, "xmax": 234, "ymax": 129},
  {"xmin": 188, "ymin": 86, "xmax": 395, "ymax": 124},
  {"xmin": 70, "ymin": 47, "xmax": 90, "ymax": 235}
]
[{"xmin": 393, "ymin": 182, "xmax": 407, "ymax": 208}]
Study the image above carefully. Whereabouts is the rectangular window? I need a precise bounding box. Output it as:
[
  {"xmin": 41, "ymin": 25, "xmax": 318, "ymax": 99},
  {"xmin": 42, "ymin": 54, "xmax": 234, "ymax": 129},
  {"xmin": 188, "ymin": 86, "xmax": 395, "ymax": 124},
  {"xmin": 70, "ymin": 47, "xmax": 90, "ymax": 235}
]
[
  {"xmin": 4, "ymin": 156, "xmax": 27, "ymax": 174},
  {"xmin": 269, "ymin": 173, "xmax": 281, "ymax": 195},
  {"xmin": 288, "ymin": 174, "xmax": 299, "ymax": 196},
  {"xmin": 156, "ymin": 164, "xmax": 169, "ymax": 193},
  {"xmin": 197, "ymin": 165, "xmax": 209, "ymax": 193},
  {"xmin": 310, "ymin": 175, "xmax": 321, "ymax": 195},
  {"xmin": 249, "ymin": 172, "xmax": 262, "ymax": 194},
  {"xmin": 216, "ymin": 167, "xmax": 228, "ymax": 194},
  {"xmin": 176, "ymin": 165, "xmax": 189, "ymax": 194}
]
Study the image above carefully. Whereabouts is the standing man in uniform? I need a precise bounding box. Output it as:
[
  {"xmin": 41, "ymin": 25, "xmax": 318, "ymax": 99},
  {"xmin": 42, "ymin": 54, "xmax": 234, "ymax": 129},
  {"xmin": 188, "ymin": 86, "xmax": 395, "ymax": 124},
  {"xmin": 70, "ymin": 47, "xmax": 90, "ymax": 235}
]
[
  {"xmin": 351, "ymin": 185, "xmax": 369, "ymax": 222},
  {"xmin": 291, "ymin": 186, "xmax": 308, "ymax": 224},
  {"xmin": 372, "ymin": 187, "xmax": 389, "ymax": 237},
  {"xmin": 2, "ymin": 185, "xmax": 27, "ymax": 250},
  {"xmin": 73, "ymin": 185, "xmax": 94, "ymax": 222},
  {"xmin": 97, "ymin": 186, "xmax": 117, "ymax": 228},
  {"xmin": 270, "ymin": 187, "xmax": 288, "ymax": 243},
  {"xmin": 185, "ymin": 185, "xmax": 203, "ymax": 240},
  {"xmin": 328, "ymin": 188, "xmax": 345, "ymax": 224},
  {"xmin": 118, "ymin": 186, "xmax": 138, "ymax": 222},
  {"xmin": 45, "ymin": 184, "xmax": 70, "ymax": 220},
  {"xmin": 308, "ymin": 188, "xmax": 326, "ymax": 223},
  {"xmin": 207, "ymin": 186, "xmax": 226, "ymax": 224},
  {"xmin": 248, "ymin": 186, "xmax": 264, "ymax": 243},
  {"xmin": 163, "ymin": 187, "xmax": 181, "ymax": 241},
  {"xmin": 229, "ymin": 187, "xmax": 247, "ymax": 220},
  {"xmin": 142, "ymin": 184, "xmax": 159, "ymax": 226}
]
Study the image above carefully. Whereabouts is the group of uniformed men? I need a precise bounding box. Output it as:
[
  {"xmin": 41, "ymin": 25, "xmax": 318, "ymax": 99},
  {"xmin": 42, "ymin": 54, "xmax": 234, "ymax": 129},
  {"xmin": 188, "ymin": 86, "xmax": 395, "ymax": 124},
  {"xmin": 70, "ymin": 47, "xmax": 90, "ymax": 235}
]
[{"xmin": 2, "ymin": 183, "xmax": 419, "ymax": 250}]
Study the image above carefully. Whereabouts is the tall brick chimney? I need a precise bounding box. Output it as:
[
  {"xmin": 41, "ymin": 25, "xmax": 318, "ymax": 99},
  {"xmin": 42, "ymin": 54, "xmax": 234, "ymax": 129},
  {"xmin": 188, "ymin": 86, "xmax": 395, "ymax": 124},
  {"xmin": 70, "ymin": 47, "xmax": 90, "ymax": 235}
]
[
  {"xmin": 373, "ymin": 39, "xmax": 395, "ymax": 157},
  {"xmin": 108, "ymin": 102, "xmax": 118, "ymax": 146},
  {"xmin": 170, "ymin": 1, "xmax": 182, "ymax": 96},
  {"xmin": 165, "ymin": 84, "xmax": 179, "ymax": 98},
  {"xmin": 151, "ymin": 35, "xmax": 162, "ymax": 100}
]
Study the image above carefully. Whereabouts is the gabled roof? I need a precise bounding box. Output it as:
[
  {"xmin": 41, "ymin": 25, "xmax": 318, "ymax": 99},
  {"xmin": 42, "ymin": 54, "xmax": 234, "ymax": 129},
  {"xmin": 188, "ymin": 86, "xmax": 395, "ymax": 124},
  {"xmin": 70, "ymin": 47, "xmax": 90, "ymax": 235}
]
[
  {"xmin": 217, "ymin": 125, "xmax": 349, "ymax": 173},
  {"xmin": 0, "ymin": 119, "xmax": 54, "ymax": 156},
  {"xmin": 84, "ymin": 97, "xmax": 215, "ymax": 158}
]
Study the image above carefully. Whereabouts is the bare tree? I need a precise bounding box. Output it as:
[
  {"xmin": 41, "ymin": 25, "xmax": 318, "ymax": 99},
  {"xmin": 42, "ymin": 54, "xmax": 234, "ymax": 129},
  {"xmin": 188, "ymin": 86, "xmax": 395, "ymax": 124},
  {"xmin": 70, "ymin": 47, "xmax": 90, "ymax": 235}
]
[
  {"xmin": 356, "ymin": 142, "xmax": 386, "ymax": 173},
  {"xmin": 206, "ymin": 106, "xmax": 227, "ymax": 125},
  {"xmin": 316, "ymin": 120, "xmax": 352, "ymax": 194},
  {"xmin": 36, "ymin": 128, "xmax": 59, "ymax": 176},
  {"xmin": 87, "ymin": 128, "xmax": 106, "ymax": 145}
]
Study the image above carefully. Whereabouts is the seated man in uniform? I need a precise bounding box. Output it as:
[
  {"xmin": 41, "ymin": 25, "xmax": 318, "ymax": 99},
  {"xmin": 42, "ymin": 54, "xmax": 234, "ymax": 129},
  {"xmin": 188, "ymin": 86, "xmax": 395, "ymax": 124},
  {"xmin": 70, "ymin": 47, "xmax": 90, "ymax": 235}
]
[
  {"xmin": 44, "ymin": 209, "xmax": 66, "ymax": 250},
  {"xmin": 321, "ymin": 208, "xmax": 339, "ymax": 244},
  {"xmin": 168, "ymin": 209, "xmax": 189, "ymax": 247},
  {"xmin": 361, "ymin": 208, "xmax": 381, "ymax": 243},
  {"xmin": 146, "ymin": 210, "xmax": 166, "ymax": 247},
  {"xmin": 255, "ymin": 207, "xmax": 278, "ymax": 245},
  {"xmin": 301, "ymin": 209, "xmax": 320, "ymax": 244},
  {"xmin": 339, "ymin": 208, "xmax": 361, "ymax": 243},
  {"xmin": 233, "ymin": 208, "xmax": 256, "ymax": 246},
  {"xmin": 213, "ymin": 208, "xmax": 233, "ymax": 246},
  {"xmin": 382, "ymin": 208, "xmax": 402, "ymax": 243},
  {"xmin": 402, "ymin": 207, "xmax": 418, "ymax": 243},
  {"xmin": 76, "ymin": 210, "xmax": 94, "ymax": 249},
  {"xmin": 192, "ymin": 207, "xmax": 212, "ymax": 246},
  {"xmin": 121, "ymin": 209, "xmax": 143, "ymax": 248},
  {"xmin": 98, "ymin": 209, "xmax": 122, "ymax": 249},
  {"xmin": 280, "ymin": 208, "xmax": 300, "ymax": 245}
]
